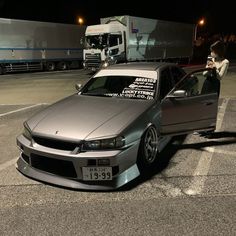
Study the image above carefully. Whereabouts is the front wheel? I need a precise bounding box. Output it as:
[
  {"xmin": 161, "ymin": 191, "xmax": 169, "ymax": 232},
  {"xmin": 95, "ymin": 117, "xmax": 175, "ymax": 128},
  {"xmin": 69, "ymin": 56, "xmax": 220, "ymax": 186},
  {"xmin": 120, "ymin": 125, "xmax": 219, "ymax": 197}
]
[{"xmin": 137, "ymin": 126, "xmax": 159, "ymax": 170}]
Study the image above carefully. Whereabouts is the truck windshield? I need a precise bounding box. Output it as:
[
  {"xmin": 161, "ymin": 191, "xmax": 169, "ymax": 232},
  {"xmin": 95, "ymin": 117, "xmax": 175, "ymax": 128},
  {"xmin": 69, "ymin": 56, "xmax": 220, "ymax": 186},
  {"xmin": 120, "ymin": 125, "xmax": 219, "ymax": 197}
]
[{"xmin": 85, "ymin": 34, "xmax": 108, "ymax": 49}]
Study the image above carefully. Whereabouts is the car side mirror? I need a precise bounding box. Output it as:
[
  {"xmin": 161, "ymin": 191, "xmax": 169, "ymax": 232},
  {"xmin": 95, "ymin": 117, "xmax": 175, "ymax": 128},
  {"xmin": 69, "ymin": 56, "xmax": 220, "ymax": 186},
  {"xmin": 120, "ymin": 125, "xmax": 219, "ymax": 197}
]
[
  {"xmin": 169, "ymin": 90, "xmax": 187, "ymax": 98},
  {"xmin": 75, "ymin": 83, "xmax": 82, "ymax": 91}
]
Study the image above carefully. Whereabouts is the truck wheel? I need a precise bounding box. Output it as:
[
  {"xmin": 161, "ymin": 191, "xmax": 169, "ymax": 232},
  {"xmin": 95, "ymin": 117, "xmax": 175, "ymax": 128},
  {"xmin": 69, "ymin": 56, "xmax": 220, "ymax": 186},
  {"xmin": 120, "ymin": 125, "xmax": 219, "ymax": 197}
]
[
  {"xmin": 0, "ymin": 66, "xmax": 6, "ymax": 75},
  {"xmin": 46, "ymin": 62, "xmax": 55, "ymax": 71},
  {"xmin": 57, "ymin": 62, "xmax": 67, "ymax": 70},
  {"xmin": 137, "ymin": 126, "xmax": 159, "ymax": 170}
]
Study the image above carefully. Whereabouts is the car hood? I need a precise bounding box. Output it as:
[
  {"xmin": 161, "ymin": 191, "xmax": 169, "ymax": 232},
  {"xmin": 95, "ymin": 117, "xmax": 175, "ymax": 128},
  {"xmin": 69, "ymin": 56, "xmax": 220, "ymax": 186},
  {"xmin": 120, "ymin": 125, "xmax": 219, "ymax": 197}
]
[{"xmin": 28, "ymin": 94, "xmax": 153, "ymax": 141}]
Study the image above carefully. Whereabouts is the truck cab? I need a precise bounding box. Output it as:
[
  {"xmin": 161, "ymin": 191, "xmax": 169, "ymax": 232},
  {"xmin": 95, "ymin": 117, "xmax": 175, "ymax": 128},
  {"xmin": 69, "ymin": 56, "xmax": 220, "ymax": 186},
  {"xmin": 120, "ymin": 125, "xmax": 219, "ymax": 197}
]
[{"xmin": 83, "ymin": 22, "xmax": 126, "ymax": 71}]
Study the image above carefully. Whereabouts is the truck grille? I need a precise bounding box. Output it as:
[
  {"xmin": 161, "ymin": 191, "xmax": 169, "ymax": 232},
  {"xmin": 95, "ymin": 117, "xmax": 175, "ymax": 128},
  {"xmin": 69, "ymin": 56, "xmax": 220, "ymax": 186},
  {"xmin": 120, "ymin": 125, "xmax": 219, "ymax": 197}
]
[
  {"xmin": 33, "ymin": 136, "xmax": 80, "ymax": 151},
  {"xmin": 85, "ymin": 53, "xmax": 101, "ymax": 68}
]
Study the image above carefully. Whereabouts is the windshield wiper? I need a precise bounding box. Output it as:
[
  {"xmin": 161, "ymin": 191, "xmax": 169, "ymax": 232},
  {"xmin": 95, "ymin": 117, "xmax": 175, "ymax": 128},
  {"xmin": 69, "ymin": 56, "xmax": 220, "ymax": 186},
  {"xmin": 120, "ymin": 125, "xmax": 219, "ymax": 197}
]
[{"xmin": 81, "ymin": 93, "xmax": 109, "ymax": 97}]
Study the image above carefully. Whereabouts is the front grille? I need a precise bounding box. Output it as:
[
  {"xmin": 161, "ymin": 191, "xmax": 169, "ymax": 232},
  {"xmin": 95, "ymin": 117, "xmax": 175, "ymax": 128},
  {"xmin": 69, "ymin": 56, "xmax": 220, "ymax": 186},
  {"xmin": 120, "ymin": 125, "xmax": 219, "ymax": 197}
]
[
  {"xmin": 31, "ymin": 154, "xmax": 77, "ymax": 178},
  {"xmin": 33, "ymin": 136, "xmax": 79, "ymax": 151},
  {"xmin": 85, "ymin": 53, "xmax": 101, "ymax": 68}
]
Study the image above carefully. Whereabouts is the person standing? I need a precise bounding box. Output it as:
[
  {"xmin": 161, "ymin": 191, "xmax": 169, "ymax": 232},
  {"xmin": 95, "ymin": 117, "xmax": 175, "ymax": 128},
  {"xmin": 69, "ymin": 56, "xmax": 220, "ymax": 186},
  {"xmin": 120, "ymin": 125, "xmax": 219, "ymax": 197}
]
[
  {"xmin": 203, "ymin": 40, "xmax": 229, "ymax": 95},
  {"xmin": 197, "ymin": 41, "xmax": 229, "ymax": 137}
]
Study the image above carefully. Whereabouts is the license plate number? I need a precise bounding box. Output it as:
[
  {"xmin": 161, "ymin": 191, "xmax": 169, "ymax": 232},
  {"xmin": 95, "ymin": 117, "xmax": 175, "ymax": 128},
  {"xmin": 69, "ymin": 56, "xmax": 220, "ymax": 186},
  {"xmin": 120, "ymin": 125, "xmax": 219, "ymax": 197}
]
[{"xmin": 82, "ymin": 167, "xmax": 112, "ymax": 181}]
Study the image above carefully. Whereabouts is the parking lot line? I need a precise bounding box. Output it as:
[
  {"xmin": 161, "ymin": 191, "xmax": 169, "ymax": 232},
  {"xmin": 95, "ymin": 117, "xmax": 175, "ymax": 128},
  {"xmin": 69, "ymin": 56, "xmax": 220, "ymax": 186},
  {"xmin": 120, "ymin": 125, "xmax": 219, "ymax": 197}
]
[
  {"xmin": 205, "ymin": 147, "xmax": 236, "ymax": 157},
  {"xmin": 0, "ymin": 103, "xmax": 48, "ymax": 117},
  {"xmin": 216, "ymin": 98, "xmax": 229, "ymax": 130},
  {"xmin": 0, "ymin": 158, "xmax": 18, "ymax": 172},
  {"xmin": 184, "ymin": 98, "xmax": 229, "ymax": 195}
]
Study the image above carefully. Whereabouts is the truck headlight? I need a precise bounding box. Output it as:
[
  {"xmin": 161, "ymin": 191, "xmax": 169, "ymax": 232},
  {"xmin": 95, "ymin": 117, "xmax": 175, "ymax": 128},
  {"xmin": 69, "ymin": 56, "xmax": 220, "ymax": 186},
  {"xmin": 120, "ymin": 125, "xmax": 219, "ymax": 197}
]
[
  {"xmin": 23, "ymin": 123, "xmax": 32, "ymax": 140},
  {"xmin": 103, "ymin": 61, "xmax": 109, "ymax": 68},
  {"xmin": 83, "ymin": 137, "xmax": 125, "ymax": 150},
  {"xmin": 102, "ymin": 57, "xmax": 116, "ymax": 68}
]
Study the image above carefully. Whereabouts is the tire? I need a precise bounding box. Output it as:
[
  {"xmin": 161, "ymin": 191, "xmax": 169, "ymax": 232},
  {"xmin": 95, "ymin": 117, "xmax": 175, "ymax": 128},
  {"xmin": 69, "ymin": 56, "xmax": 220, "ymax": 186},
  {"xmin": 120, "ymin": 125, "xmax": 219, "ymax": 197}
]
[
  {"xmin": 0, "ymin": 66, "xmax": 6, "ymax": 75},
  {"xmin": 137, "ymin": 125, "xmax": 159, "ymax": 170},
  {"xmin": 45, "ymin": 62, "xmax": 55, "ymax": 71},
  {"xmin": 57, "ymin": 61, "xmax": 67, "ymax": 70}
]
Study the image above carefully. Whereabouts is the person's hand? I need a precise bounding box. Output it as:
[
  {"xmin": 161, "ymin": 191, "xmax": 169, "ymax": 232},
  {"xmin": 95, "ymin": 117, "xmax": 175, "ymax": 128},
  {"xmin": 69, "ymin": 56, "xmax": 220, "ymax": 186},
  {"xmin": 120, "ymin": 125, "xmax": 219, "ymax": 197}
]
[{"xmin": 207, "ymin": 61, "xmax": 215, "ymax": 68}]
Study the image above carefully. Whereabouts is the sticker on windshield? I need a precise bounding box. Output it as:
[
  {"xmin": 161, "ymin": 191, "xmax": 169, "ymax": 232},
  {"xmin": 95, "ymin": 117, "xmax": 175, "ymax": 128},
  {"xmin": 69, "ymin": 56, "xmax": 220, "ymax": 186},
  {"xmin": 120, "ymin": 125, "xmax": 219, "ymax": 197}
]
[{"xmin": 121, "ymin": 77, "xmax": 157, "ymax": 100}]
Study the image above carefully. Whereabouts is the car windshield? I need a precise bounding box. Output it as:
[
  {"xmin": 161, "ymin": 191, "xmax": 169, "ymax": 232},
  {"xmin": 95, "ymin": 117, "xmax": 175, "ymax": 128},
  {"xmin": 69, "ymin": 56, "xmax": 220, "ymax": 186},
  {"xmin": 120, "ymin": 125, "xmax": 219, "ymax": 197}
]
[
  {"xmin": 81, "ymin": 75, "xmax": 157, "ymax": 100},
  {"xmin": 85, "ymin": 34, "xmax": 108, "ymax": 49}
]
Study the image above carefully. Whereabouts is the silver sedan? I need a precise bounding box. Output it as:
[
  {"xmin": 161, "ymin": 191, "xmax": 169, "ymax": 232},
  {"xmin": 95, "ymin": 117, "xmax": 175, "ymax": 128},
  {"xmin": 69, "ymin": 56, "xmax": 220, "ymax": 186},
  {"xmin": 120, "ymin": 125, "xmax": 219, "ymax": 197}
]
[{"xmin": 16, "ymin": 63, "xmax": 219, "ymax": 190}]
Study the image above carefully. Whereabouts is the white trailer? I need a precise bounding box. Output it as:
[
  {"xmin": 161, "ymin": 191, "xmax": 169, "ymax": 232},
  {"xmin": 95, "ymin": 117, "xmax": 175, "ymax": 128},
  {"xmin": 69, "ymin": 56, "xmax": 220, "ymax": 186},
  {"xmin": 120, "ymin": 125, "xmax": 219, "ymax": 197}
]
[
  {"xmin": 0, "ymin": 18, "xmax": 86, "ymax": 74},
  {"xmin": 83, "ymin": 15, "xmax": 195, "ymax": 70}
]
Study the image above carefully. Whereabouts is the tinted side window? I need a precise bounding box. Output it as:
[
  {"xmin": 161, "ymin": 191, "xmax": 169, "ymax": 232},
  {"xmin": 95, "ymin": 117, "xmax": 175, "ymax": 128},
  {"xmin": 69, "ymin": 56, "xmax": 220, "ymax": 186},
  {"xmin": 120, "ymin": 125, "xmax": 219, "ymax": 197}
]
[
  {"xmin": 174, "ymin": 69, "xmax": 218, "ymax": 96},
  {"xmin": 171, "ymin": 66, "xmax": 186, "ymax": 85},
  {"xmin": 109, "ymin": 35, "xmax": 119, "ymax": 47},
  {"xmin": 159, "ymin": 68, "xmax": 173, "ymax": 100}
]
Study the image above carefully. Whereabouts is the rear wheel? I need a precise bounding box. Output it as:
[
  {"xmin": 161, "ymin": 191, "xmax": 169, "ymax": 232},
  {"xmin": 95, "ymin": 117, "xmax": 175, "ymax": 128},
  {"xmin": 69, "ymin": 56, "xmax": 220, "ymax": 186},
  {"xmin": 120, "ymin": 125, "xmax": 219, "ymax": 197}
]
[
  {"xmin": 137, "ymin": 126, "xmax": 159, "ymax": 170},
  {"xmin": 0, "ymin": 66, "xmax": 6, "ymax": 75},
  {"xmin": 57, "ymin": 61, "xmax": 67, "ymax": 70},
  {"xmin": 45, "ymin": 62, "xmax": 55, "ymax": 71}
]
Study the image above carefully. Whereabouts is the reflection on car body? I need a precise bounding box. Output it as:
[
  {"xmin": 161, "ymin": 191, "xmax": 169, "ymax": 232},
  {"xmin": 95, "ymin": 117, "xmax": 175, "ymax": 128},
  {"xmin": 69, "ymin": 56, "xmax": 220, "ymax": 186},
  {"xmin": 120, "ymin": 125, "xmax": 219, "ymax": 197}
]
[{"xmin": 16, "ymin": 63, "xmax": 219, "ymax": 190}]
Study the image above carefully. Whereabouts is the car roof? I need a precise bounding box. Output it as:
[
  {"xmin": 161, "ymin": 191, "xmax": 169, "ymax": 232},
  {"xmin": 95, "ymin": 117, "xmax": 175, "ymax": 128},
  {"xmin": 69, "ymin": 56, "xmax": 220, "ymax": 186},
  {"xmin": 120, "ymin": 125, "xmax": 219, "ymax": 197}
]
[{"xmin": 105, "ymin": 62, "xmax": 176, "ymax": 71}]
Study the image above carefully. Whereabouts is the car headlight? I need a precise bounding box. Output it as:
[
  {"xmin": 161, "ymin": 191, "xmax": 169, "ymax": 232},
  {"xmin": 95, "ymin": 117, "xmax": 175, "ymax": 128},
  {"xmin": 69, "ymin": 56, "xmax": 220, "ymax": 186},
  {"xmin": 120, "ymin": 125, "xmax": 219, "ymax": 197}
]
[
  {"xmin": 83, "ymin": 136, "xmax": 125, "ymax": 150},
  {"xmin": 23, "ymin": 123, "xmax": 32, "ymax": 140}
]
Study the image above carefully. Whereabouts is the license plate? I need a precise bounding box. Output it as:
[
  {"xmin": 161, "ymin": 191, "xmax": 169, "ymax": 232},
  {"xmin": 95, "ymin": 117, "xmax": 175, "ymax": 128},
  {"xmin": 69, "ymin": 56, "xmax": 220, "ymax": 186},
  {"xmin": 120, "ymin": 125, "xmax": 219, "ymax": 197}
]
[{"xmin": 82, "ymin": 167, "xmax": 112, "ymax": 181}]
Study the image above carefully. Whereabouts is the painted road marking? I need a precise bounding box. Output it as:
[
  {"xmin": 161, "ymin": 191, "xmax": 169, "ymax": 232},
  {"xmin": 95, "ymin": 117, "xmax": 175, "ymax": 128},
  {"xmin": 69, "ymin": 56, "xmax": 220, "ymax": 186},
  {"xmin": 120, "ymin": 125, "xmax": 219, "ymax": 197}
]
[
  {"xmin": 0, "ymin": 103, "xmax": 48, "ymax": 117},
  {"xmin": 205, "ymin": 147, "xmax": 236, "ymax": 157},
  {"xmin": 0, "ymin": 69, "xmax": 84, "ymax": 78},
  {"xmin": 184, "ymin": 98, "xmax": 229, "ymax": 195},
  {"xmin": 0, "ymin": 103, "xmax": 46, "ymax": 106},
  {"xmin": 216, "ymin": 98, "xmax": 229, "ymax": 130},
  {"xmin": 0, "ymin": 158, "xmax": 18, "ymax": 172}
]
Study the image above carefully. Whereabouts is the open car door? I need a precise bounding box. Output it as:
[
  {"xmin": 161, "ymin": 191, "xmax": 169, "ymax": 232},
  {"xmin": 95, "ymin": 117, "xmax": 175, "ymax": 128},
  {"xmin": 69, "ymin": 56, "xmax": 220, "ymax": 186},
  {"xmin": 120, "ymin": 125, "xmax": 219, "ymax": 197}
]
[{"xmin": 160, "ymin": 68, "xmax": 219, "ymax": 136}]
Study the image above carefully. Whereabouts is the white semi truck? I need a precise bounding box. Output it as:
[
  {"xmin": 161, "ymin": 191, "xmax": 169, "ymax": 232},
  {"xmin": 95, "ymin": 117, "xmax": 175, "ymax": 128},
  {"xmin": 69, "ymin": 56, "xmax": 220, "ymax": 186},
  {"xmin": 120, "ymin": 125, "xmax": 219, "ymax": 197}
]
[
  {"xmin": 0, "ymin": 18, "xmax": 86, "ymax": 74},
  {"xmin": 83, "ymin": 15, "xmax": 195, "ymax": 71}
]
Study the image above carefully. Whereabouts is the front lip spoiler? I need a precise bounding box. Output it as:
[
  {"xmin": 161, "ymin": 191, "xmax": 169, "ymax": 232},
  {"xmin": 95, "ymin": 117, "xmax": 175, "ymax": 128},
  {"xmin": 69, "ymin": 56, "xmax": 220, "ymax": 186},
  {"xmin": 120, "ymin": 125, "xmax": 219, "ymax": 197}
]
[{"xmin": 16, "ymin": 156, "xmax": 140, "ymax": 191}]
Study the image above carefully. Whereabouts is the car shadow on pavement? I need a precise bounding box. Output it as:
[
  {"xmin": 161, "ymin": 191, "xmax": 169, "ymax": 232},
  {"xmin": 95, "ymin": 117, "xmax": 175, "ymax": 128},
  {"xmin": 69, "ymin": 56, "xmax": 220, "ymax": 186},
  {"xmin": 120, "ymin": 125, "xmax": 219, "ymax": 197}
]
[
  {"xmin": 120, "ymin": 131, "xmax": 236, "ymax": 191},
  {"xmin": 202, "ymin": 131, "xmax": 236, "ymax": 139},
  {"xmin": 119, "ymin": 135, "xmax": 187, "ymax": 191},
  {"xmin": 177, "ymin": 131, "xmax": 236, "ymax": 151}
]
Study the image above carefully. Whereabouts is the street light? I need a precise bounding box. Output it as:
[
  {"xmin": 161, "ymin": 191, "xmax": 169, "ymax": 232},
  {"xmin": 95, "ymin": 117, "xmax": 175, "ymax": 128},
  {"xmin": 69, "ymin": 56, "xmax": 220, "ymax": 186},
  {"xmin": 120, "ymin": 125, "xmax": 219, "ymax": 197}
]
[
  {"xmin": 198, "ymin": 18, "xmax": 205, "ymax": 26},
  {"xmin": 195, "ymin": 18, "xmax": 206, "ymax": 40},
  {"xmin": 78, "ymin": 17, "xmax": 84, "ymax": 25}
]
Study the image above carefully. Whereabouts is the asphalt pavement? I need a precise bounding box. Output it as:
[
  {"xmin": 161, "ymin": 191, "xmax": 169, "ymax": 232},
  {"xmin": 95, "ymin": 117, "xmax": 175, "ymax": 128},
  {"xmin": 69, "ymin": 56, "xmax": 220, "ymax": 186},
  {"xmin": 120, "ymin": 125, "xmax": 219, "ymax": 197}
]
[{"xmin": 0, "ymin": 68, "xmax": 235, "ymax": 236}]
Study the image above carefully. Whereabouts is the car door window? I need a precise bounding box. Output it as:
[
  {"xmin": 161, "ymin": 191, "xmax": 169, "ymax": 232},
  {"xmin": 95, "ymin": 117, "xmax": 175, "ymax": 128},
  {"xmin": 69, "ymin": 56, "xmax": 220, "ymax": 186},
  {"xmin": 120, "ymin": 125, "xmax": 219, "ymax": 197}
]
[
  {"xmin": 170, "ymin": 66, "xmax": 186, "ymax": 85},
  {"xmin": 161, "ymin": 68, "xmax": 219, "ymax": 136},
  {"xmin": 173, "ymin": 69, "xmax": 218, "ymax": 97},
  {"xmin": 159, "ymin": 68, "xmax": 173, "ymax": 100}
]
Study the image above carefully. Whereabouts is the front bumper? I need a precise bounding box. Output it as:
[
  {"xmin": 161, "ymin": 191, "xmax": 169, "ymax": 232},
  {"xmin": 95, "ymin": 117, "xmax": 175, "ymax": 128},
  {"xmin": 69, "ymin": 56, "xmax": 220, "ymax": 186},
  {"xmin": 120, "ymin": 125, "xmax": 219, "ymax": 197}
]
[{"xmin": 16, "ymin": 135, "xmax": 140, "ymax": 190}]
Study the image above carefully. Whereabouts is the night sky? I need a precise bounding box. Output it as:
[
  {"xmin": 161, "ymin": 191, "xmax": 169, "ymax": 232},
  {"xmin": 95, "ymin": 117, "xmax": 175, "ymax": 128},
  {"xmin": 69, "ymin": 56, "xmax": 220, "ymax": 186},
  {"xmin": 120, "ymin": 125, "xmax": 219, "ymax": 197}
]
[{"xmin": 0, "ymin": 0, "xmax": 234, "ymax": 34}]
